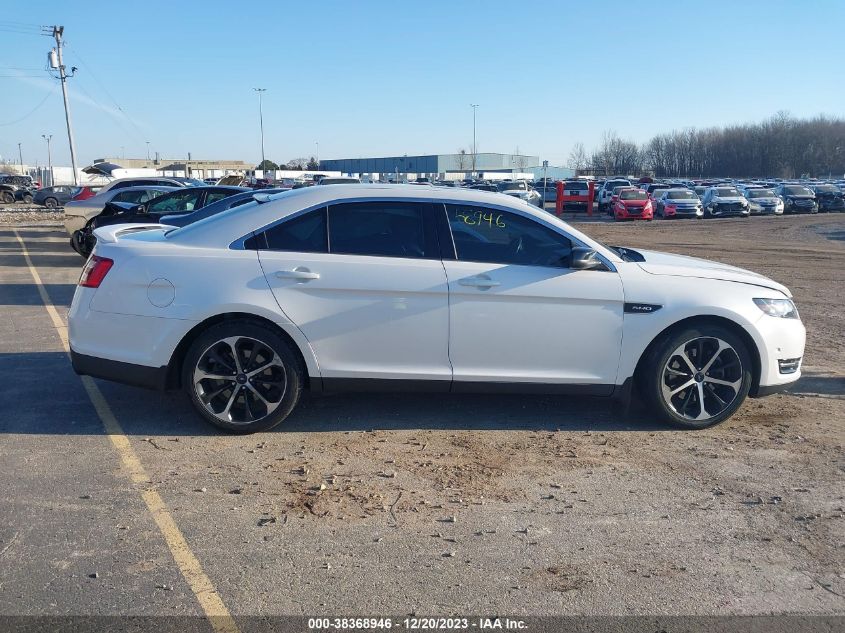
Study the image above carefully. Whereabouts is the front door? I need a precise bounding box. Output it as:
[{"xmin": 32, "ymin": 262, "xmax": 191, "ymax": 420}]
[{"xmin": 441, "ymin": 203, "xmax": 624, "ymax": 392}]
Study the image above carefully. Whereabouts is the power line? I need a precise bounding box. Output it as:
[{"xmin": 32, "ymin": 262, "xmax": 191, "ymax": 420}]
[{"xmin": 0, "ymin": 85, "xmax": 57, "ymax": 126}]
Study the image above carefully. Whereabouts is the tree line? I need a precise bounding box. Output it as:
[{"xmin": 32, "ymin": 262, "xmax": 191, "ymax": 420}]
[
  {"xmin": 568, "ymin": 113, "xmax": 845, "ymax": 179},
  {"xmin": 257, "ymin": 157, "xmax": 319, "ymax": 171}
]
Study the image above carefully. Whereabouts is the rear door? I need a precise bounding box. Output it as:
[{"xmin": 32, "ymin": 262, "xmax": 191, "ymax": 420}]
[
  {"xmin": 258, "ymin": 200, "xmax": 451, "ymax": 386},
  {"xmin": 441, "ymin": 203, "xmax": 624, "ymax": 390}
]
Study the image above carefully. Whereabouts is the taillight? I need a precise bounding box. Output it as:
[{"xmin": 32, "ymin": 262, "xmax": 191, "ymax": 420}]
[{"xmin": 79, "ymin": 255, "xmax": 113, "ymax": 288}]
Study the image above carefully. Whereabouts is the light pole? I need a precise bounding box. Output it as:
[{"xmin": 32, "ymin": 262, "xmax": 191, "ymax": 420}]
[
  {"xmin": 470, "ymin": 104, "xmax": 479, "ymax": 175},
  {"xmin": 145, "ymin": 141, "xmax": 151, "ymax": 162},
  {"xmin": 17, "ymin": 142, "xmax": 23, "ymax": 169},
  {"xmin": 254, "ymin": 88, "xmax": 267, "ymax": 171},
  {"xmin": 315, "ymin": 141, "xmax": 319, "ymax": 165},
  {"xmin": 42, "ymin": 134, "xmax": 53, "ymax": 186}
]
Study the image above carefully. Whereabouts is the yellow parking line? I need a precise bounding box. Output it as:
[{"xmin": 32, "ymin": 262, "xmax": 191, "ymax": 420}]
[{"xmin": 12, "ymin": 229, "xmax": 240, "ymax": 633}]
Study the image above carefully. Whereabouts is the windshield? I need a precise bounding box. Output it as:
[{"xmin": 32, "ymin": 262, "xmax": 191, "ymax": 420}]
[
  {"xmin": 606, "ymin": 180, "xmax": 629, "ymax": 189},
  {"xmin": 565, "ymin": 181, "xmax": 588, "ymax": 190},
  {"xmin": 815, "ymin": 185, "xmax": 838, "ymax": 193},
  {"xmin": 715, "ymin": 188, "xmax": 740, "ymax": 197},
  {"xmin": 747, "ymin": 189, "xmax": 776, "ymax": 198},
  {"xmin": 498, "ymin": 182, "xmax": 528, "ymax": 191},
  {"xmin": 620, "ymin": 189, "xmax": 647, "ymax": 201},
  {"xmin": 784, "ymin": 186, "xmax": 812, "ymax": 196},
  {"xmin": 666, "ymin": 190, "xmax": 696, "ymax": 200}
]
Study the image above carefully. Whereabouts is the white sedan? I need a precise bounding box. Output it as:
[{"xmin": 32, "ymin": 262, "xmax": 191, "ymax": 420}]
[{"xmin": 68, "ymin": 185, "xmax": 805, "ymax": 433}]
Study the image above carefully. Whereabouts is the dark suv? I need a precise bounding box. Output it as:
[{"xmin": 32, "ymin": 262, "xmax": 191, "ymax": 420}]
[
  {"xmin": 775, "ymin": 184, "xmax": 817, "ymax": 214},
  {"xmin": 0, "ymin": 174, "xmax": 36, "ymax": 204}
]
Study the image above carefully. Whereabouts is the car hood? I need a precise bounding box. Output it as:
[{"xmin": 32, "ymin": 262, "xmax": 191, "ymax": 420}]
[
  {"xmin": 709, "ymin": 196, "xmax": 746, "ymax": 204},
  {"xmin": 635, "ymin": 249, "xmax": 790, "ymax": 296},
  {"xmin": 747, "ymin": 197, "xmax": 779, "ymax": 204}
]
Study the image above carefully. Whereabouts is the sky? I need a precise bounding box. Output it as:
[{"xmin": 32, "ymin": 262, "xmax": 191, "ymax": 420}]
[{"xmin": 1, "ymin": 0, "xmax": 844, "ymax": 169}]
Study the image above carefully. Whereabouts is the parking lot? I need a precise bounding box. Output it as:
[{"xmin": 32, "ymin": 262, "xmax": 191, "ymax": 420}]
[{"xmin": 0, "ymin": 213, "xmax": 843, "ymax": 622}]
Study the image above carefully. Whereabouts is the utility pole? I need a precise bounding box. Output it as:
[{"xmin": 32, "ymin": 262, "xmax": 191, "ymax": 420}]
[
  {"xmin": 253, "ymin": 88, "xmax": 267, "ymax": 171},
  {"xmin": 470, "ymin": 104, "xmax": 479, "ymax": 175},
  {"xmin": 315, "ymin": 141, "xmax": 319, "ymax": 165},
  {"xmin": 44, "ymin": 26, "xmax": 79, "ymax": 185},
  {"xmin": 17, "ymin": 143, "xmax": 23, "ymax": 169},
  {"xmin": 145, "ymin": 141, "xmax": 151, "ymax": 162},
  {"xmin": 42, "ymin": 134, "xmax": 53, "ymax": 186}
]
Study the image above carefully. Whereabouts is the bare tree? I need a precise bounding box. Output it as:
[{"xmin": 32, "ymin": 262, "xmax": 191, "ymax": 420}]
[
  {"xmin": 455, "ymin": 149, "xmax": 469, "ymax": 171},
  {"xmin": 567, "ymin": 142, "xmax": 588, "ymax": 171}
]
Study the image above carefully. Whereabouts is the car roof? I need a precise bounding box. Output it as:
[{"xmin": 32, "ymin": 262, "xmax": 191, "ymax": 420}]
[{"xmin": 168, "ymin": 184, "xmax": 613, "ymax": 255}]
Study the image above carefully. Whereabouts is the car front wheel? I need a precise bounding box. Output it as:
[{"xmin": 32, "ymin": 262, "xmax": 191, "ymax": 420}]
[
  {"xmin": 45, "ymin": 197, "xmax": 59, "ymax": 209},
  {"xmin": 183, "ymin": 321, "xmax": 304, "ymax": 433},
  {"xmin": 641, "ymin": 325, "xmax": 752, "ymax": 429}
]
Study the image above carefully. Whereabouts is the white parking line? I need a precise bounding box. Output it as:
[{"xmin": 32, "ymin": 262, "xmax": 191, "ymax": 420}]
[{"xmin": 12, "ymin": 229, "xmax": 240, "ymax": 633}]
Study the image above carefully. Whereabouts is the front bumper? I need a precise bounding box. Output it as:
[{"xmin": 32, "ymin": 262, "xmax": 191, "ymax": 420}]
[
  {"xmin": 64, "ymin": 213, "xmax": 87, "ymax": 235},
  {"xmin": 707, "ymin": 203, "xmax": 749, "ymax": 217},
  {"xmin": 749, "ymin": 313, "xmax": 806, "ymax": 396}
]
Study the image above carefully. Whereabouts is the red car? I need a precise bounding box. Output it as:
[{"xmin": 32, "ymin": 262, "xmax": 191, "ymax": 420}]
[
  {"xmin": 70, "ymin": 185, "xmax": 103, "ymax": 201},
  {"xmin": 613, "ymin": 187, "xmax": 653, "ymax": 221}
]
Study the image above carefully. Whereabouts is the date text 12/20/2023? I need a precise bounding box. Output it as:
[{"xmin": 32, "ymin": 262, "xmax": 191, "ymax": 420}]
[{"xmin": 307, "ymin": 617, "xmax": 528, "ymax": 630}]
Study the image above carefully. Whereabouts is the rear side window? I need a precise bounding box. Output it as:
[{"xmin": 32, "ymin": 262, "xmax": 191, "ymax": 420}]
[
  {"xmin": 263, "ymin": 208, "xmax": 328, "ymax": 253},
  {"xmin": 328, "ymin": 201, "xmax": 432, "ymax": 259}
]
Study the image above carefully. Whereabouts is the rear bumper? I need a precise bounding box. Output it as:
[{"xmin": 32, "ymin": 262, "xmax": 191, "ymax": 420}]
[{"xmin": 70, "ymin": 348, "xmax": 168, "ymax": 391}]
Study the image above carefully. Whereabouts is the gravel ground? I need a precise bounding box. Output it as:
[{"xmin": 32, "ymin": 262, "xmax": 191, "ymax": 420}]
[{"xmin": 0, "ymin": 216, "xmax": 842, "ymax": 620}]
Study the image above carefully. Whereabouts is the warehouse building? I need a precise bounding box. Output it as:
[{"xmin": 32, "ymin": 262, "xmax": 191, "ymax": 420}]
[{"xmin": 319, "ymin": 152, "xmax": 548, "ymax": 181}]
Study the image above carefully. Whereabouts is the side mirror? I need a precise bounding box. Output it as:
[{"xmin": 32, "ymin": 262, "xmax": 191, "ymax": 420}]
[
  {"xmin": 571, "ymin": 247, "xmax": 605, "ymax": 271},
  {"xmin": 132, "ymin": 203, "xmax": 147, "ymax": 214}
]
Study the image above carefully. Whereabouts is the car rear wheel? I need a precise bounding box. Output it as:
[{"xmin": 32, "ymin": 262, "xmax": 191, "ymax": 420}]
[
  {"xmin": 641, "ymin": 325, "xmax": 752, "ymax": 429},
  {"xmin": 22, "ymin": 193, "xmax": 33, "ymax": 204},
  {"xmin": 183, "ymin": 321, "xmax": 304, "ymax": 433},
  {"xmin": 0, "ymin": 191, "xmax": 13, "ymax": 204},
  {"xmin": 44, "ymin": 197, "xmax": 59, "ymax": 209}
]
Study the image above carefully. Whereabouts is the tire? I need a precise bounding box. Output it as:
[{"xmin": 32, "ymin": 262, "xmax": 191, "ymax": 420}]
[
  {"xmin": 182, "ymin": 320, "xmax": 304, "ymax": 433},
  {"xmin": 45, "ymin": 197, "xmax": 59, "ymax": 209},
  {"xmin": 0, "ymin": 191, "xmax": 13, "ymax": 204},
  {"xmin": 640, "ymin": 324, "xmax": 752, "ymax": 429},
  {"xmin": 22, "ymin": 193, "xmax": 33, "ymax": 204}
]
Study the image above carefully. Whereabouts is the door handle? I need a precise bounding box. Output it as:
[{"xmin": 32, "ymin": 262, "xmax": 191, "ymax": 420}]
[
  {"xmin": 275, "ymin": 267, "xmax": 320, "ymax": 281},
  {"xmin": 459, "ymin": 275, "xmax": 500, "ymax": 289}
]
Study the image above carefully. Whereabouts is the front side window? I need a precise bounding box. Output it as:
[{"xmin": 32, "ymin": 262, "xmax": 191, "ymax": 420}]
[
  {"xmin": 446, "ymin": 204, "xmax": 572, "ymax": 268},
  {"xmin": 147, "ymin": 189, "xmax": 203, "ymax": 213},
  {"xmin": 328, "ymin": 201, "xmax": 431, "ymax": 259}
]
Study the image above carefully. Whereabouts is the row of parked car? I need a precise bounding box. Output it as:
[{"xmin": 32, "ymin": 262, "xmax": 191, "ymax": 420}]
[{"xmin": 590, "ymin": 177, "xmax": 845, "ymax": 221}]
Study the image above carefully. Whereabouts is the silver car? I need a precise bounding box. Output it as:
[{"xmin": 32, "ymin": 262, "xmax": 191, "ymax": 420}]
[
  {"xmin": 63, "ymin": 186, "xmax": 177, "ymax": 236},
  {"xmin": 497, "ymin": 180, "xmax": 543, "ymax": 207}
]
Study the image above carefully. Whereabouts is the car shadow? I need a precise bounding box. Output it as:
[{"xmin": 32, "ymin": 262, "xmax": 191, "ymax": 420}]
[
  {"xmin": 787, "ymin": 372, "xmax": 845, "ymax": 398},
  {"xmin": 0, "ymin": 283, "xmax": 78, "ymax": 306},
  {"xmin": 0, "ymin": 352, "xmax": 667, "ymax": 436}
]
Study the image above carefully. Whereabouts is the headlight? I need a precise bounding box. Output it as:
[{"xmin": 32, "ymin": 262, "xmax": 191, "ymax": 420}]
[{"xmin": 754, "ymin": 298, "xmax": 799, "ymax": 319}]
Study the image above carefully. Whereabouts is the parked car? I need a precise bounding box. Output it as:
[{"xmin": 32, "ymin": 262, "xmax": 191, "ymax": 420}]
[
  {"xmin": 597, "ymin": 179, "xmax": 632, "ymax": 212},
  {"xmin": 655, "ymin": 188, "xmax": 704, "ymax": 219},
  {"xmin": 97, "ymin": 176, "xmax": 203, "ymax": 195},
  {"xmin": 159, "ymin": 189, "xmax": 290, "ymax": 228},
  {"xmin": 533, "ymin": 179, "xmax": 557, "ymax": 204},
  {"xmin": 316, "ymin": 177, "xmax": 361, "ymax": 185},
  {"xmin": 744, "ymin": 189, "xmax": 784, "ymax": 215},
  {"xmin": 468, "ymin": 183, "xmax": 498, "ymax": 192},
  {"xmin": 87, "ymin": 186, "xmax": 249, "ymax": 244},
  {"xmin": 497, "ymin": 180, "xmax": 542, "ymax": 207},
  {"xmin": 613, "ymin": 187, "xmax": 654, "ymax": 221},
  {"xmin": 774, "ymin": 184, "xmax": 817, "ymax": 214},
  {"xmin": 68, "ymin": 184, "xmax": 805, "ymax": 433},
  {"xmin": 560, "ymin": 180, "xmax": 591, "ymax": 211},
  {"xmin": 203, "ymin": 177, "xmax": 219, "ymax": 185},
  {"xmin": 33, "ymin": 185, "xmax": 85, "ymax": 209},
  {"xmin": 811, "ymin": 184, "xmax": 845, "ymax": 212},
  {"xmin": 701, "ymin": 186, "xmax": 751, "ymax": 218},
  {"xmin": 0, "ymin": 174, "xmax": 35, "ymax": 203},
  {"xmin": 65, "ymin": 186, "xmax": 178, "ymax": 256}
]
